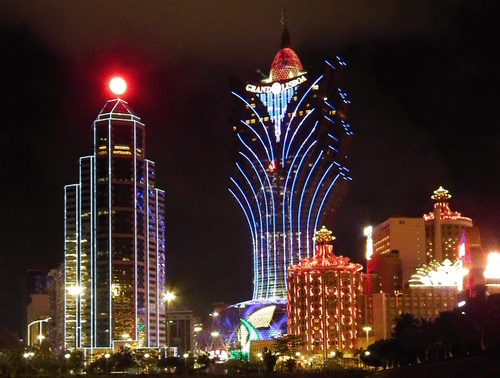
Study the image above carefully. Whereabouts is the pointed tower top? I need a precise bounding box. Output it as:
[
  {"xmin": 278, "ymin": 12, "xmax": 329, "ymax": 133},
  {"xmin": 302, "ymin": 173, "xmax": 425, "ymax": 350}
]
[{"xmin": 280, "ymin": 7, "xmax": 290, "ymax": 48}]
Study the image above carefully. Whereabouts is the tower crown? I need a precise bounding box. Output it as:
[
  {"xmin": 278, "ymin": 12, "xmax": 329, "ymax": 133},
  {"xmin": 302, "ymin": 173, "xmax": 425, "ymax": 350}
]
[{"xmin": 269, "ymin": 48, "xmax": 304, "ymax": 82}]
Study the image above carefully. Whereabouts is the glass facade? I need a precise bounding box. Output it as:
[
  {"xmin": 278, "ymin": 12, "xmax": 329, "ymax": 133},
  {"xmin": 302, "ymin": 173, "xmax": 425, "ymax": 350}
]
[{"xmin": 64, "ymin": 99, "xmax": 166, "ymax": 349}]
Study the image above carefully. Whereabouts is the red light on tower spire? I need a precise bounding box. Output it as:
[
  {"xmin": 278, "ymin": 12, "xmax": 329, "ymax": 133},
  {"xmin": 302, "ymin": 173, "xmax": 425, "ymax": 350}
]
[{"xmin": 109, "ymin": 76, "xmax": 127, "ymax": 96}]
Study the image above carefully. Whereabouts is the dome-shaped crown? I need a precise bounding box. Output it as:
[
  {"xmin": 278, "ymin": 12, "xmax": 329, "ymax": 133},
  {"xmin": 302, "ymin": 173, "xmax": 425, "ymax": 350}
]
[{"xmin": 269, "ymin": 47, "xmax": 303, "ymax": 82}]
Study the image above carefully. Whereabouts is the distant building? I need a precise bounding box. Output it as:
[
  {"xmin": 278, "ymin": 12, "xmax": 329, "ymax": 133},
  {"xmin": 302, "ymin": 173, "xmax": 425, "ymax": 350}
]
[
  {"xmin": 365, "ymin": 217, "xmax": 425, "ymax": 291},
  {"xmin": 288, "ymin": 227, "xmax": 363, "ymax": 356},
  {"xmin": 25, "ymin": 269, "xmax": 51, "ymax": 346},
  {"xmin": 365, "ymin": 187, "xmax": 474, "ymax": 293},
  {"xmin": 371, "ymin": 286, "xmax": 459, "ymax": 340},
  {"xmin": 424, "ymin": 186, "xmax": 473, "ymax": 263},
  {"xmin": 166, "ymin": 307, "xmax": 194, "ymax": 356}
]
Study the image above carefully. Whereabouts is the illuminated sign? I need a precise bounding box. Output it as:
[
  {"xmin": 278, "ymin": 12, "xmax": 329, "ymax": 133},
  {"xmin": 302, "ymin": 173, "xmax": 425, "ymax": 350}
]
[{"xmin": 246, "ymin": 75, "xmax": 307, "ymax": 94}]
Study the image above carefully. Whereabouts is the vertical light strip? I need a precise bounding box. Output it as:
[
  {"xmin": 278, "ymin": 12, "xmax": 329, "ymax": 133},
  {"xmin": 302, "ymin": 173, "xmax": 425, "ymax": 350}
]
[
  {"xmin": 146, "ymin": 160, "xmax": 150, "ymax": 347},
  {"xmin": 133, "ymin": 121, "xmax": 138, "ymax": 343},
  {"xmin": 92, "ymin": 122, "xmax": 97, "ymax": 349},
  {"xmin": 63, "ymin": 186, "xmax": 68, "ymax": 350},
  {"xmin": 76, "ymin": 163, "xmax": 81, "ymax": 349},
  {"xmin": 108, "ymin": 118, "xmax": 112, "ymax": 347}
]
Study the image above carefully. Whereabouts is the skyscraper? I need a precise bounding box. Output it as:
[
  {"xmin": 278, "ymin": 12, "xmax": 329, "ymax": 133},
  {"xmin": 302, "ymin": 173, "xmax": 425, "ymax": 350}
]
[
  {"xmin": 229, "ymin": 24, "xmax": 352, "ymax": 299},
  {"xmin": 64, "ymin": 80, "xmax": 166, "ymax": 350}
]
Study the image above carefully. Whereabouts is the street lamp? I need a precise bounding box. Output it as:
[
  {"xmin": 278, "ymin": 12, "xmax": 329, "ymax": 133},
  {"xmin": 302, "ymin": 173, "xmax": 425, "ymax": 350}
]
[
  {"xmin": 144, "ymin": 353, "xmax": 150, "ymax": 374},
  {"xmin": 105, "ymin": 353, "xmax": 111, "ymax": 375},
  {"xmin": 257, "ymin": 352, "xmax": 262, "ymax": 374},
  {"xmin": 183, "ymin": 353, "xmax": 189, "ymax": 375},
  {"xmin": 163, "ymin": 292, "xmax": 176, "ymax": 356},
  {"xmin": 362, "ymin": 326, "xmax": 372, "ymax": 344}
]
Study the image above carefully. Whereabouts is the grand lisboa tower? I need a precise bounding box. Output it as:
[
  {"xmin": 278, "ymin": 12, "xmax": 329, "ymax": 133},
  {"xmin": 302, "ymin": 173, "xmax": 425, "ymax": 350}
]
[{"xmin": 229, "ymin": 23, "xmax": 353, "ymax": 301}]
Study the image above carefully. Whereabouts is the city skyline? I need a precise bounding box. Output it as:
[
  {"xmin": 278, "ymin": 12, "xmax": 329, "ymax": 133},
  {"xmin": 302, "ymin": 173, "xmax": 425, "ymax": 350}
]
[{"xmin": 1, "ymin": 1, "xmax": 498, "ymax": 335}]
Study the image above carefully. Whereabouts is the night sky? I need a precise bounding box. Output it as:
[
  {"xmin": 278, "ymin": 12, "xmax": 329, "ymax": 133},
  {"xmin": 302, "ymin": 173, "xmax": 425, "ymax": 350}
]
[{"xmin": 1, "ymin": 1, "xmax": 499, "ymax": 335}]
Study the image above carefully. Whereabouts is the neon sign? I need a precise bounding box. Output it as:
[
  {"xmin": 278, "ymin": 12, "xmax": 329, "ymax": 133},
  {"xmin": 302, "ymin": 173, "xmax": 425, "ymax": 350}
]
[{"xmin": 246, "ymin": 75, "xmax": 307, "ymax": 94}]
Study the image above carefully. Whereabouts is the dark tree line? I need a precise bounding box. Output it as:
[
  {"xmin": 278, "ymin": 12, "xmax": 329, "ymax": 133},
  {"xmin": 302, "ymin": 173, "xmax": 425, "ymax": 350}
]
[{"xmin": 362, "ymin": 294, "xmax": 500, "ymax": 369}]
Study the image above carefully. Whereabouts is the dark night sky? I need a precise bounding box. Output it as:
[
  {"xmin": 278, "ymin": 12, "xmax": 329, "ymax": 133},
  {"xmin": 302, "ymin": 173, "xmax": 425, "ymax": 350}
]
[{"xmin": 1, "ymin": 0, "xmax": 499, "ymax": 335}]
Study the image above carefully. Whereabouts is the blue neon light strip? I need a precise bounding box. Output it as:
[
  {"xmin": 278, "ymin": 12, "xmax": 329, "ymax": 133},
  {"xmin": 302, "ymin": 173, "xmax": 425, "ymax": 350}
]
[{"xmin": 281, "ymin": 75, "xmax": 323, "ymax": 166}]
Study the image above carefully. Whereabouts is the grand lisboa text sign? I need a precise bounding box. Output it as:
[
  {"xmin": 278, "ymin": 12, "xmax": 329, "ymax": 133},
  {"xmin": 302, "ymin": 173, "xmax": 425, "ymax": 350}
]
[{"xmin": 246, "ymin": 75, "xmax": 307, "ymax": 94}]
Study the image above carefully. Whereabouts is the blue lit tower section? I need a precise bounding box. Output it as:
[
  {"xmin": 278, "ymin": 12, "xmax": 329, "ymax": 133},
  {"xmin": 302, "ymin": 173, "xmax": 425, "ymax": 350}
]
[
  {"xmin": 229, "ymin": 27, "xmax": 352, "ymax": 299},
  {"xmin": 64, "ymin": 94, "xmax": 166, "ymax": 350}
]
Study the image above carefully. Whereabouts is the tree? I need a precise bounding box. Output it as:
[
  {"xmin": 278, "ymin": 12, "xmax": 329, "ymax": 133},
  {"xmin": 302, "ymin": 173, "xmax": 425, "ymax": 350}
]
[{"xmin": 263, "ymin": 349, "xmax": 278, "ymax": 373}]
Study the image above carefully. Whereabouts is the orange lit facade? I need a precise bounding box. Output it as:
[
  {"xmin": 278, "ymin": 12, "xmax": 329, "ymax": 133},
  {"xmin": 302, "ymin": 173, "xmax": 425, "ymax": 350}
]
[
  {"xmin": 287, "ymin": 227, "xmax": 363, "ymax": 355},
  {"xmin": 424, "ymin": 186, "xmax": 473, "ymax": 263}
]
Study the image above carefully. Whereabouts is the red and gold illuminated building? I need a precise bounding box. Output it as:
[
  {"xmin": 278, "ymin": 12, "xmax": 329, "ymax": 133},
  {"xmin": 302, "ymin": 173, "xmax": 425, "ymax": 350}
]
[
  {"xmin": 424, "ymin": 186, "xmax": 473, "ymax": 263},
  {"xmin": 287, "ymin": 227, "xmax": 363, "ymax": 356}
]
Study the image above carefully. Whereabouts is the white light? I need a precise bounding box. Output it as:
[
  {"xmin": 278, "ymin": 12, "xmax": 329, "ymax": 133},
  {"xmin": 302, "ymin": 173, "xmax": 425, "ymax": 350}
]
[
  {"xmin": 458, "ymin": 301, "xmax": 466, "ymax": 307},
  {"xmin": 67, "ymin": 286, "xmax": 83, "ymax": 295},
  {"xmin": 109, "ymin": 77, "xmax": 127, "ymax": 95},
  {"xmin": 363, "ymin": 226, "xmax": 372, "ymax": 236},
  {"xmin": 484, "ymin": 252, "xmax": 500, "ymax": 279}
]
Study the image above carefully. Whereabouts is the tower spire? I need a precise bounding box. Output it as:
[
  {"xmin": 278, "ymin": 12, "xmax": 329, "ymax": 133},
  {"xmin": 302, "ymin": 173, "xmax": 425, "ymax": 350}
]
[{"xmin": 280, "ymin": 6, "xmax": 290, "ymax": 47}]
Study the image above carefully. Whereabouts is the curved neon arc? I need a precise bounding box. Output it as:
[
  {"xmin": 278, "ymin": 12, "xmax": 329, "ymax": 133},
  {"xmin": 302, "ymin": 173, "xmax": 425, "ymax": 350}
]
[
  {"xmin": 228, "ymin": 188, "xmax": 259, "ymax": 298},
  {"xmin": 297, "ymin": 151, "xmax": 324, "ymax": 257},
  {"xmin": 232, "ymin": 91, "xmax": 275, "ymax": 162},
  {"xmin": 238, "ymin": 151, "xmax": 270, "ymax": 297},
  {"xmin": 240, "ymin": 120, "xmax": 271, "ymax": 161},
  {"xmin": 236, "ymin": 162, "xmax": 265, "ymax": 297},
  {"xmin": 237, "ymin": 142, "xmax": 276, "ymax": 298},
  {"xmin": 281, "ymin": 75, "xmax": 323, "ymax": 166},
  {"xmin": 282, "ymin": 124, "xmax": 318, "ymax": 270},
  {"xmin": 313, "ymin": 173, "xmax": 341, "ymax": 251},
  {"xmin": 288, "ymin": 141, "xmax": 317, "ymax": 265},
  {"xmin": 306, "ymin": 162, "xmax": 335, "ymax": 253},
  {"xmin": 284, "ymin": 107, "xmax": 315, "ymax": 162}
]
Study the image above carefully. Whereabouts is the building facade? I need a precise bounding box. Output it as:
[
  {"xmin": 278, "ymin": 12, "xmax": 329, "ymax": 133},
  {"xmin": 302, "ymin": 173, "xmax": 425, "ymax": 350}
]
[
  {"xmin": 64, "ymin": 95, "xmax": 166, "ymax": 350},
  {"xmin": 287, "ymin": 227, "xmax": 363, "ymax": 355},
  {"xmin": 424, "ymin": 186, "xmax": 473, "ymax": 263},
  {"xmin": 229, "ymin": 24, "xmax": 352, "ymax": 299}
]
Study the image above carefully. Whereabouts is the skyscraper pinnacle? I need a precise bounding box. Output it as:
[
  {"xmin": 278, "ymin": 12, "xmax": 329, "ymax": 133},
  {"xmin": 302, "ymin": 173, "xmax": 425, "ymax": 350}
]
[{"xmin": 280, "ymin": 7, "xmax": 290, "ymax": 48}]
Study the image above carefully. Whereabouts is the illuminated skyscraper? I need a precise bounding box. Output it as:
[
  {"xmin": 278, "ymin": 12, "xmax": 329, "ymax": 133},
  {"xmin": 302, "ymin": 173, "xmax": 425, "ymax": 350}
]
[
  {"xmin": 229, "ymin": 24, "xmax": 352, "ymax": 299},
  {"xmin": 64, "ymin": 80, "xmax": 166, "ymax": 350}
]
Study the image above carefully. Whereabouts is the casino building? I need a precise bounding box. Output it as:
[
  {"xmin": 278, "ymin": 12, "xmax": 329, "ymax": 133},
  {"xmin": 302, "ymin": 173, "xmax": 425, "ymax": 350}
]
[
  {"xmin": 64, "ymin": 83, "xmax": 166, "ymax": 351},
  {"xmin": 229, "ymin": 21, "xmax": 352, "ymax": 301}
]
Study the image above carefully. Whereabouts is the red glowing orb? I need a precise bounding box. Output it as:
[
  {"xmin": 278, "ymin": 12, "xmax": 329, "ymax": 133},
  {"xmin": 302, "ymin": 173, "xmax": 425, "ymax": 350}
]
[{"xmin": 109, "ymin": 77, "xmax": 127, "ymax": 95}]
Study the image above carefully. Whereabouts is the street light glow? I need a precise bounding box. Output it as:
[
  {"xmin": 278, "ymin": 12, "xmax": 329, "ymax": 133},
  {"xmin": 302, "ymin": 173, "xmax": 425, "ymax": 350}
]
[{"xmin": 163, "ymin": 292, "xmax": 176, "ymax": 302}]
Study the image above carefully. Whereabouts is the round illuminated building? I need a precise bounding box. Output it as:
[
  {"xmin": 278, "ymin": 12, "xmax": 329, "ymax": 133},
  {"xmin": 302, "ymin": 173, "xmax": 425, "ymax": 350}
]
[{"xmin": 287, "ymin": 227, "xmax": 363, "ymax": 356}]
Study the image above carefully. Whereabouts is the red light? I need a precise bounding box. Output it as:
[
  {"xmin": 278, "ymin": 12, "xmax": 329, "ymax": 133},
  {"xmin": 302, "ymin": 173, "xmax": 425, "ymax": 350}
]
[{"xmin": 109, "ymin": 77, "xmax": 127, "ymax": 96}]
